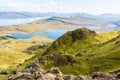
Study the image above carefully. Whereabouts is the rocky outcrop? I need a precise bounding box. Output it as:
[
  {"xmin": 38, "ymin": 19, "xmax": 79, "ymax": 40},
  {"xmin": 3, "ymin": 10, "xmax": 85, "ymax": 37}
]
[
  {"xmin": 8, "ymin": 58, "xmax": 84, "ymax": 80},
  {"xmin": 91, "ymin": 72, "xmax": 120, "ymax": 80},
  {"xmin": 8, "ymin": 58, "xmax": 120, "ymax": 80}
]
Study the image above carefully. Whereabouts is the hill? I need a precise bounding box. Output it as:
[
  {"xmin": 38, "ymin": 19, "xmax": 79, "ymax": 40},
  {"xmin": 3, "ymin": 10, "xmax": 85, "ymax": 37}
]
[
  {"xmin": 32, "ymin": 17, "xmax": 114, "ymax": 32},
  {"xmin": 0, "ymin": 16, "xmax": 115, "ymax": 36},
  {"xmin": 42, "ymin": 28, "xmax": 120, "ymax": 75},
  {"xmin": 8, "ymin": 28, "xmax": 120, "ymax": 80},
  {"xmin": 0, "ymin": 36, "xmax": 53, "ymax": 79}
]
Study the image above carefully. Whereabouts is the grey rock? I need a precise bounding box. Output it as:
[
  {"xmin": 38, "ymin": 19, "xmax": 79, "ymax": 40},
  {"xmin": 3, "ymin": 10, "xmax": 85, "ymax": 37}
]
[
  {"xmin": 63, "ymin": 75, "xmax": 74, "ymax": 80},
  {"xmin": 74, "ymin": 76, "xmax": 84, "ymax": 80}
]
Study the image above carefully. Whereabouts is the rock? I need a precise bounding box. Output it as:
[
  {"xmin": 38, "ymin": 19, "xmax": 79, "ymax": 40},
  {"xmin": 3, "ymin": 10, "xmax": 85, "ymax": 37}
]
[
  {"xmin": 42, "ymin": 73, "xmax": 56, "ymax": 80},
  {"xmin": 10, "ymin": 58, "xmax": 120, "ymax": 80},
  {"xmin": 0, "ymin": 70, "xmax": 8, "ymax": 75},
  {"xmin": 74, "ymin": 76, "xmax": 84, "ymax": 80},
  {"xmin": 92, "ymin": 72, "xmax": 105, "ymax": 79},
  {"xmin": 116, "ymin": 73, "xmax": 120, "ymax": 79},
  {"xmin": 24, "ymin": 58, "xmax": 45, "ymax": 74},
  {"xmin": 63, "ymin": 75, "xmax": 74, "ymax": 80},
  {"xmin": 25, "ymin": 58, "xmax": 40, "ymax": 69},
  {"xmin": 91, "ymin": 72, "xmax": 118, "ymax": 80},
  {"xmin": 8, "ymin": 72, "xmax": 34, "ymax": 80},
  {"xmin": 55, "ymin": 77, "xmax": 64, "ymax": 80},
  {"xmin": 47, "ymin": 68, "xmax": 62, "ymax": 76},
  {"xmin": 34, "ymin": 72, "xmax": 42, "ymax": 79}
]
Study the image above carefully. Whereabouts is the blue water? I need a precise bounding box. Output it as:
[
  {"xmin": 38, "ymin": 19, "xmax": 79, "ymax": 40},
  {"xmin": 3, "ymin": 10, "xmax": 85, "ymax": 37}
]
[
  {"xmin": 10, "ymin": 26, "xmax": 101, "ymax": 40},
  {"xmin": 11, "ymin": 30, "xmax": 69, "ymax": 40}
]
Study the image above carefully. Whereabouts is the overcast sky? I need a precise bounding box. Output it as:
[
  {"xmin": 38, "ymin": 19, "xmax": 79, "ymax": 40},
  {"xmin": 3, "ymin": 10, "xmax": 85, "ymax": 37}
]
[{"xmin": 0, "ymin": 0, "xmax": 120, "ymax": 15}]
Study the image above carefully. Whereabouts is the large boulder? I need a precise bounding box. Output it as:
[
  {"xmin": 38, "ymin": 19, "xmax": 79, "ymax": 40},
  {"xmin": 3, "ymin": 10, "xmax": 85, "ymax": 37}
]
[{"xmin": 24, "ymin": 58, "xmax": 45, "ymax": 74}]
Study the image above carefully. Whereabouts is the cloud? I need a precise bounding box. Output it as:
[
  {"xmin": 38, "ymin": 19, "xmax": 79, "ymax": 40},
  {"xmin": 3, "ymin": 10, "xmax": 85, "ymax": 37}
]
[
  {"xmin": 0, "ymin": 0, "xmax": 75, "ymax": 13},
  {"xmin": 1, "ymin": 0, "xmax": 120, "ymax": 14},
  {"xmin": 49, "ymin": 0, "xmax": 57, "ymax": 6},
  {"xmin": 41, "ymin": 0, "xmax": 74, "ymax": 13},
  {"xmin": 0, "ymin": 0, "xmax": 29, "ymax": 11}
]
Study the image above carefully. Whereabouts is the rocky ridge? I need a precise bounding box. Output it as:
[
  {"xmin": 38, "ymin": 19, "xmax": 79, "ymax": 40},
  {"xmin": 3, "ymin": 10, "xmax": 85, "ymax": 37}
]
[{"xmin": 8, "ymin": 58, "xmax": 120, "ymax": 80}]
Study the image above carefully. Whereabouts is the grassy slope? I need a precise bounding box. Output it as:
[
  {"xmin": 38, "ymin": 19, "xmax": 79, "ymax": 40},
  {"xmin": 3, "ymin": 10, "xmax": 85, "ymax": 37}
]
[
  {"xmin": 42, "ymin": 28, "xmax": 120, "ymax": 75},
  {"xmin": 0, "ymin": 36, "xmax": 53, "ymax": 79},
  {"xmin": 1, "ymin": 27, "xmax": 120, "ymax": 79}
]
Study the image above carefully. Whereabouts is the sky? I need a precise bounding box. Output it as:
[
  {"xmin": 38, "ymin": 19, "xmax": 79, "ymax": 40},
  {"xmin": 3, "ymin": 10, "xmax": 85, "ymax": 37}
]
[{"xmin": 0, "ymin": 0, "xmax": 120, "ymax": 15}]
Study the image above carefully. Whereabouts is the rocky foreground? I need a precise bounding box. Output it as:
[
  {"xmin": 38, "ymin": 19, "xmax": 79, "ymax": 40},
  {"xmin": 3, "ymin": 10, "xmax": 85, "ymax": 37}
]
[{"xmin": 8, "ymin": 58, "xmax": 120, "ymax": 80}]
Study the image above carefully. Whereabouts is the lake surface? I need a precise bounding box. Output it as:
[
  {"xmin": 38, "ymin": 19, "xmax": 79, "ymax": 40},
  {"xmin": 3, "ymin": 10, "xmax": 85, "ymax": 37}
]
[
  {"xmin": 0, "ymin": 17, "xmax": 48, "ymax": 26},
  {"xmin": 10, "ymin": 26, "xmax": 101, "ymax": 40},
  {"xmin": 0, "ymin": 18, "xmax": 103, "ymax": 40},
  {"xmin": 11, "ymin": 30, "xmax": 69, "ymax": 40}
]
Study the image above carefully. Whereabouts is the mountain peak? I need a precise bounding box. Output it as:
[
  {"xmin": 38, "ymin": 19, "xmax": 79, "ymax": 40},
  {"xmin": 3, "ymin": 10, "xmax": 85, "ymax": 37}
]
[
  {"xmin": 71, "ymin": 27, "xmax": 96, "ymax": 42},
  {"xmin": 44, "ymin": 28, "xmax": 97, "ymax": 55}
]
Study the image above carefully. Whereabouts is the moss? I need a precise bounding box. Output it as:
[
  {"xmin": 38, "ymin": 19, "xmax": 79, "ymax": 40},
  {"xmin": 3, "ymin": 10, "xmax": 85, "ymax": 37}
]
[{"xmin": 43, "ymin": 60, "xmax": 54, "ymax": 70}]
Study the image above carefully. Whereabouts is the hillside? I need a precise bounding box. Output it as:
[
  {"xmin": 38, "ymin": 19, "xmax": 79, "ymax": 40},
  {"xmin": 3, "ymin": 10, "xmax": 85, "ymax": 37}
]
[
  {"xmin": 0, "ymin": 36, "xmax": 53, "ymax": 79},
  {"xmin": 42, "ymin": 28, "xmax": 120, "ymax": 75},
  {"xmin": 32, "ymin": 17, "xmax": 115, "ymax": 32},
  {"xmin": 8, "ymin": 28, "xmax": 120, "ymax": 80},
  {"xmin": 44, "ymin": 27, "xmax": 120, "ymax": 55}
]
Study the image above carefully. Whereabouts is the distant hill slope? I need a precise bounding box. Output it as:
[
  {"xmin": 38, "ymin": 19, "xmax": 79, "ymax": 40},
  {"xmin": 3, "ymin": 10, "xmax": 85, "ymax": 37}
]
[
  {"xmin": 0, "ymin": 12, "xmax": 52, "ymax": 18},
  {"xmin": 0, "ymin": 12, "xmax": 31, "ymax": 18},
  {"xmin": 0, "ymin": 16, "xmax": 117, "ymax": 36},
  {"xmin": 0, "ymin": 12, "xmax": 120, "ymax": 33},
  {"xmin": 97, "ymin": 13, "xmax": 120, "ymax": 21},
  {"xmin": 39, "ymin": 28, "xmax": 120, "ymax": 75},
  {"xmin": 0, "ymin": 12, "xmax": 73, "ymax": 19},
  {"xmin": 32, "ymin": 17, "xmax": 116, "ymax": 32}
]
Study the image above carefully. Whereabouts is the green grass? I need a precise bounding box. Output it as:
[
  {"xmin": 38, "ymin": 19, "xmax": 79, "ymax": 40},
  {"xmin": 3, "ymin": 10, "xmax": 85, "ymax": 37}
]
[
  {"xmin": 0, "ymin": 35, "xmax": 16, "ymax": 40},
  {"xmin": 1, "ymin": 27, "xmax": 120, "ymax": 78},
  {"xmin": 18, "ymin": 45, "xmax": 49, "ymax": 70},
  {"xmin": 0, "ymin": 36, "xmax": 53, "ymax": 79},
  {"xmin": 41, "ymin": 28, "xmax": 120, "ymax": 75}
]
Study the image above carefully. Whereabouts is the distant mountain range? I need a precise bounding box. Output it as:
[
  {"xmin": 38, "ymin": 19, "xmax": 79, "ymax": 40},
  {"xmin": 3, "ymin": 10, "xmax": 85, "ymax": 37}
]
[
  {"xmin": 32, "ymin": 16, "xmax": 119, "ymax": 32},
  {"xmin": 1, "ymin": 12, "xmax": 120, "ymax": 22},
  {"xmin": 0, "ymin": 12, "xmax": 73, "ymax": 19},
  {"xmin": 0, "ymin": 12, "xmax": 120, "ymax": 35}
]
